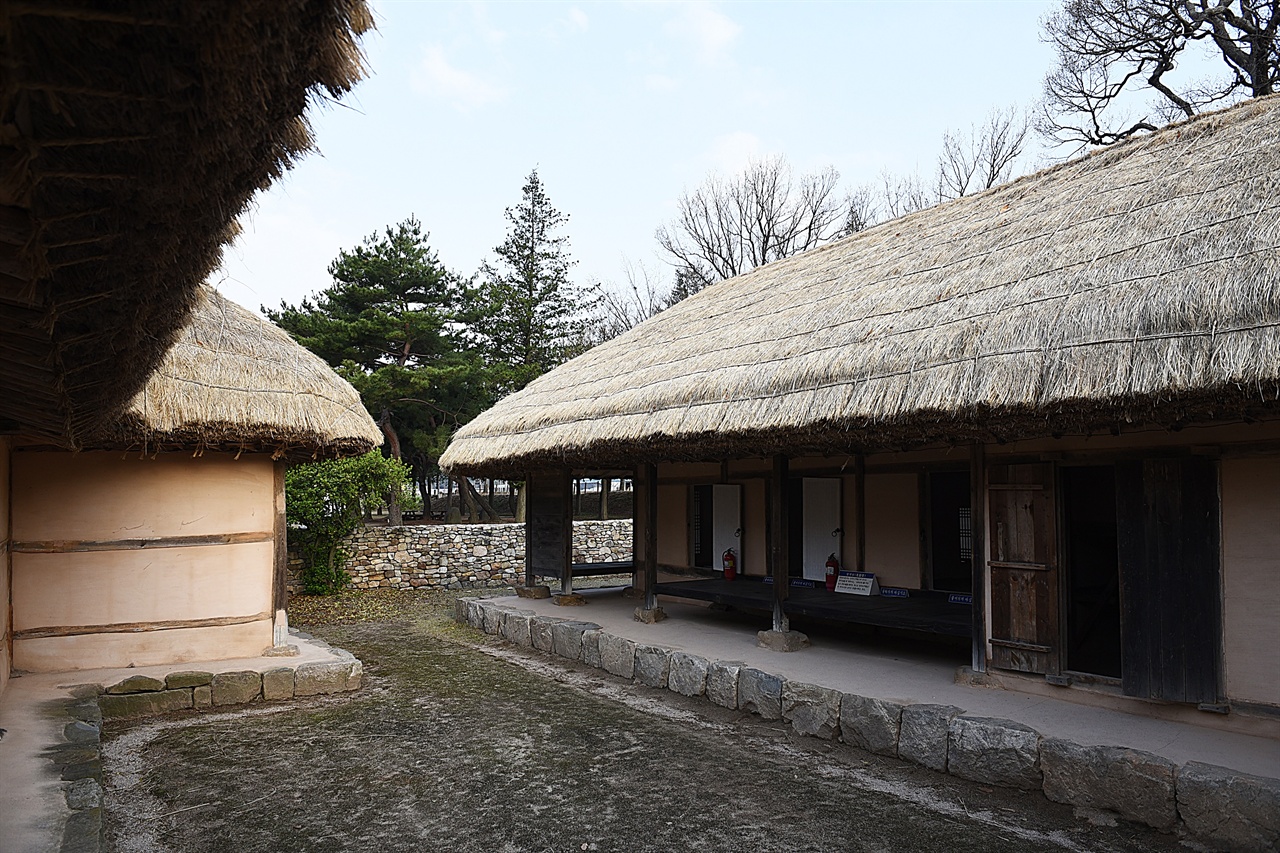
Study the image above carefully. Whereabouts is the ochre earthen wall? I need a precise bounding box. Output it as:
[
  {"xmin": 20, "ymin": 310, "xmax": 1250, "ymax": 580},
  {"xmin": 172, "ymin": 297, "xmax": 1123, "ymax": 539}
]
[{"xmin": 10, "ymin": 451, "xmax": 275, "ymax": 671}]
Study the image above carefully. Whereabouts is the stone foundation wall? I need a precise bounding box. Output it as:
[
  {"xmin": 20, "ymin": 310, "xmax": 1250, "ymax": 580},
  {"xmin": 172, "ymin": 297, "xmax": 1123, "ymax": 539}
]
[{"xmin": 289, "ymin": 520, "xmax": 633, "ymax": 593}]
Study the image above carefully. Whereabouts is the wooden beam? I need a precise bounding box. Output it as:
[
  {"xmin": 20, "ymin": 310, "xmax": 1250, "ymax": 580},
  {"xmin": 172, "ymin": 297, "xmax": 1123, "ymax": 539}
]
[
  {"xmin": 12, "ymin": 530, "xmax": 274, "ymax": 553},
  {"xmin": 643, "ymin": 462, "xmax": 658, "ymax": 611},
  {"xmin": 523, "ymin": 473, "xmax": 535, "ymax": 588},
  {"xmin": 854, "ymin": 454, "xmax": 866, "ymax": 573},
  {"xmin": 769, "ymin": 454, "xmax": 790, "ymax": 632},
  {"xmin": 969, "ymin": 441, "xmax": 987, "ymax": 673},
  {"xmin": 273, "ymin": 460, "xmax": 288, "ymax": 622},
  {"xmin": 14, "ymin": 611, "xmax": 273, "ymax": 640}
]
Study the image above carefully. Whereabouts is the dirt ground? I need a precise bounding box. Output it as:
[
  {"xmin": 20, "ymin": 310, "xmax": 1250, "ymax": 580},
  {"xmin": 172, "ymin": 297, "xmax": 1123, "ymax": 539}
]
[{"xmin": 101, "ymin": 590, "xmax": 1184, "ymax": 853}]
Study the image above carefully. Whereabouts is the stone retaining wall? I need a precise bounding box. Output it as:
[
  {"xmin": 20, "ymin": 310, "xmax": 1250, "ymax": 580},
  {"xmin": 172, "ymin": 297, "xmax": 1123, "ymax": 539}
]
[
  {"xmin": 289, "ymin": 519, "xmax": 633, "ymax": 593},
  {"xmin": 456, "ymin": 598, "xmax": 1280, "ymax": 853}
]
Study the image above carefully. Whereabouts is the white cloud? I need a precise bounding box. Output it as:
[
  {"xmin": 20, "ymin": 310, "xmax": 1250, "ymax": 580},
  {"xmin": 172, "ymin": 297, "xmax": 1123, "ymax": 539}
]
[
  {"xmin": 664, "ymin": 3, "xmax": 741, "ymax": 65},
  {"xmin": 644, "ymin": 73, "xmax": 678, "ymax": 92},
  {"xmin": 411, "ymin": 45, "xmax": 506, "ymax": 111},
  {"xmin": 708, "ymin": 131, "xmax": 762, "ymax": 173},
  {"xmin": 567, "ymin": 7, "xmax": 589, "ymax": 32}
]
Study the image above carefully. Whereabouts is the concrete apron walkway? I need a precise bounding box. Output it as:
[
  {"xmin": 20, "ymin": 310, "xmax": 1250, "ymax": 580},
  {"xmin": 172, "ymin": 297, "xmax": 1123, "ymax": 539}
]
[
  {"xmin": 0, "ymin": 631, "xmax": 362, "ymax": 853},
  {"xmin": 462, "ymin": 586, "xmax": 1280, "ymax": 852}
]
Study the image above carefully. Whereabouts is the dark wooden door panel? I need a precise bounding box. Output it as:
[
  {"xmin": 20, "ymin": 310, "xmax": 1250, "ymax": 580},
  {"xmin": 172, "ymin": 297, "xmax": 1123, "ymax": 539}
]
[
  {"xmin": 526, "ymin": 471, "xmax": 572, "ymax": 585},
  {"xmin": 1116, "ymin": 458, "xmax": 1221, "ymax": 704},
  {"xmin": 988, "ymin": 463, "xmax": 1059, "ymax": 675}
]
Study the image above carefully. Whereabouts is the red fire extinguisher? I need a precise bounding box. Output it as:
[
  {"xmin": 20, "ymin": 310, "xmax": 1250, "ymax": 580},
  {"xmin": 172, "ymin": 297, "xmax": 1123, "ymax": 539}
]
[
  {"xmin": 722, "ymin": 547, "xmax": 738, "ymax": 581},
  {"xmin": 825, "ymin": 553, "xmax": 841, "ymax": 592}
]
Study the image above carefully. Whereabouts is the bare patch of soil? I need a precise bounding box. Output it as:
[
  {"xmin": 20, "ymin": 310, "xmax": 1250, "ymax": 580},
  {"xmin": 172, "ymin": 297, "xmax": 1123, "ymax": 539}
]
[{"xmin": 101, "ymin": 592, "xmax": 1184, "ymax": 853}]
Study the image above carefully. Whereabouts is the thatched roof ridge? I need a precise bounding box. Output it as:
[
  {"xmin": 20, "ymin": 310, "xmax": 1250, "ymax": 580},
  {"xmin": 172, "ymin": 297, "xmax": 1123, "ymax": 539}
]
[
  {"xmin": 91, "ymin": 288, "xmax": 382, "ymax": 460},
  {"xmin": 443, "ymin": 95, "xmax": 1280, "ymax": 477},
  {"xmin": 0, "ymin": 0, "xmax": 372, "ymax": 445}
]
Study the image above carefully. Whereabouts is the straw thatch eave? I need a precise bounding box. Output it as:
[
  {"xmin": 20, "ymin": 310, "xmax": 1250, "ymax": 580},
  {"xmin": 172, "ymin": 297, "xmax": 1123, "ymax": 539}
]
[
  {"xmin": 87, "ymin": 287, "xmax": 382, "ymax": 461},
  {"xmin": 0, "ymin": 0, "xmax": 372, "ymax": 446},
  {"xmin": 442, "ymin": 96, "xmax": 1280, "ymax": 479}
]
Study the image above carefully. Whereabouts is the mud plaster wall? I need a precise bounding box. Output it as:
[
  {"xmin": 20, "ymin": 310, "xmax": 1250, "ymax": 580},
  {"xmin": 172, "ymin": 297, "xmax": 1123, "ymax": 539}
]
[
  {"xmin": 656, "ymin": 486, "xmax": 689, "ymax": 568},
  {"xmin": 10, "ymin": 451, "xmax": 275, "ymax": 671},
  {"xmin": 291, "ymin": 519, "xmax": 635, "ymax": 592},
  {"xmin": 1220, "ymin": 456, "xmax": 1280, "ymax": 708},
  {"xmin": 863, "ymin": 473, "xmax": 921, "ymax": 589},
  {"xmin": 1, "ymin": 437, "xmax": 10, "ymax": 698}
]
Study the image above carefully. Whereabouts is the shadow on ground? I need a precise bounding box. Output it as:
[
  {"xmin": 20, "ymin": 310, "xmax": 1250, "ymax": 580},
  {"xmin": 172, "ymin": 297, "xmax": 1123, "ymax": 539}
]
[{"xmin": 102, "ymin": 590, "xmax": 1182, "ymax": 853}]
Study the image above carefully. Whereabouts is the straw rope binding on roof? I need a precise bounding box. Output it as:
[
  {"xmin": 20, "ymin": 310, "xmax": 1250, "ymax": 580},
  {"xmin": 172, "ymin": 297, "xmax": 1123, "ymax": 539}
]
[
  {"xmin": 91, "ymin": 287, "xmax": 382, "ymax": 460},
  {"xmin": 442, "ymin": 95, "xmax": 1280, "ymax": 478}
]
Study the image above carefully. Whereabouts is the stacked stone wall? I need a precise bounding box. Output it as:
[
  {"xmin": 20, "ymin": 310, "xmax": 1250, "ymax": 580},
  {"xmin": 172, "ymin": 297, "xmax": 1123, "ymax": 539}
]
[{"xmin": 288, "ymin": 520, "xmax": 633, "ymax": 593}]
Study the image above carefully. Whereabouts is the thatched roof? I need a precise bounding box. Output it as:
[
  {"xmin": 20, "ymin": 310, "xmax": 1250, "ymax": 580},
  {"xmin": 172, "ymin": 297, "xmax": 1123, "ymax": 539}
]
[
  {"xmin": 90, "ymin": 287, "xmax": 381, "ymax": 460},
  {"xmin": 0, "ymin": 0, "xmax": 371, "ymax": 445},
  {"xmin": 443, "ymin": 96, "xmax": 1280, "ymax": 478}
]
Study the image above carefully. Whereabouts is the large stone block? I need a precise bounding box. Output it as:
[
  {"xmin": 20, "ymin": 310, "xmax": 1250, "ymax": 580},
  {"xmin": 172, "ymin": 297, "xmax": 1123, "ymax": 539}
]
[
  {"xmin": 262, "ymin": 667, "xmax": 296, "ymax": 701},
  {"xmin": 478, "ymin": 601, "xmax": 505, "ymax": 634},
  {"xmin": 947, "ymin": 715, "xmax": 1041, "ymax": 789},
  {"xmin": 581, "ymin": 629, "xmax": 603, "ymax": 668},
  {"xmin": 634, "ymin": 645, "xmax": 672, "ymax": 688},
  {"xmin": 706, "ymin": 661, "xmax": 743, "ymax": 709},
  {"xmin": 99, "ymin": 689, "xmax": 193, "ymax": 719},
  {"xmin": 738, "ymin": 667, "xmax": 784, "ymax": 720},
  {"xmin": 1040, "ymin": 739, "xmax": 1176, "ymax": 831},
  {"xmin": 530, "ymin": 616, "xmax": 564, "ymax": 653},
  {"xmin": 598, "ymin": 633, "xmax": 636, "ymax": 679},
  {"xmin": 165, "ymin": 671, "xmax": 213, "ymax": 689},
  {"xmin": 840, "ymin": 694, "xmax": 903, "ymax": 757},
  {"xmin": 1177, "ymin": 761, "xmax": 1280, "ymax": 853},
  {"xmin": 783, "ymin": 682, "xmax": 841, "ymax": 739},
  {"xmin": 210, "ymin": 671, "xmax": 262, "ymax": 706},
  {"xmin": 500, "ymin": 609, "xmax": 535, "ymax": 646},
  {"xmin": 898, "ymin": 704, "xmax": 963, "ymax": 772},
  {"xmin": 105, "ymin": 675, "xmax": 165, "ymax": 694},
  {"xmin": 668, "ymin": 652, "xmax": 709, "ymax": 697},
  {"xmin": 294, "ymin": 661, "xmax": 354, "ymax": 696},
  {"xmin": 552, "ymin": 621, "xmax": 601, "ymax": 660}
]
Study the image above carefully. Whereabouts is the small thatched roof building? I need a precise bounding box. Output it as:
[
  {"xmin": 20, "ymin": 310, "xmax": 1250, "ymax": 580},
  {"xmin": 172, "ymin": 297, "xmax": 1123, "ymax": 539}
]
[
  {"xmin": 93, "ymin": 287, "xmax": 382, "ymax": 459},
  {"xmin": 442, "ymin": 95, "xmax": 1280, "ymax": 477}
]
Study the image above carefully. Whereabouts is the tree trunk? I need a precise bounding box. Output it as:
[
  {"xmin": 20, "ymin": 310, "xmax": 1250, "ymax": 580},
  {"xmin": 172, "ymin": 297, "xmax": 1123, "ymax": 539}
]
[
  {"xmin": 458, "ymin": 476, "xmax": 479, "ymax": 522},
  {"xmin": 378, "ymin": 407, "xmax": 403, "ymax": 526},
  {"xmin": 599, "ymin": 477, "xmax": 610, "ymax": 520},
  {"xmin": 458, "ymin": 475, "xmax": 500, "ymax": 522},
  {"xmin": 515, "ymin": 482, "xmax": 527, "ymax": 523}
]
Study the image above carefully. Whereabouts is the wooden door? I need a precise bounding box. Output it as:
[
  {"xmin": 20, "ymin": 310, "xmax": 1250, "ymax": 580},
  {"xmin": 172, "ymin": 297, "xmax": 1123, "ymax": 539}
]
[
  {"xmin": 801, "ymin": 478, "xmax": 842, "ymax": 581},
  {"xmin": 711, "ymin": 484, "xmax": 742, "ymax": 574},
  {"xmin": 1115, "ymin": 457, "xmax": 1221, "ymax": 704},
  {"xmin": 525, "ymin": 471, "xmax": 572, "ymax": 587},
  {"xmin": 987, "ymin": 463, "xmax": 1060, "ymax": 675}
]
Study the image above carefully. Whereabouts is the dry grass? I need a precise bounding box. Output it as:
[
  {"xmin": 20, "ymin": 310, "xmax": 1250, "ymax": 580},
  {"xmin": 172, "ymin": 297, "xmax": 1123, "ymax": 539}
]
[{"xmin": 443, "ymin": 96, "xmax": 1280, "ymax": 476}]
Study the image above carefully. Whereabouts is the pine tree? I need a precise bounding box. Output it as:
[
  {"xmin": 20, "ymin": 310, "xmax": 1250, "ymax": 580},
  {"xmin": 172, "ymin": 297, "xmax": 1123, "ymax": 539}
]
[{"xmin": 468, "ymin": 169, "xmax": 595, "ymax": 393}]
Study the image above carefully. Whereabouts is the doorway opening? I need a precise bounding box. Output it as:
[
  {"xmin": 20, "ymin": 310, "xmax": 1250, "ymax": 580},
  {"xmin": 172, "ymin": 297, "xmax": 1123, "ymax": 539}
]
[
  {"xmin": 928, "ymin": 471, "xmax": 971, "ymax": 593},
  {"xmin": 1060, "ymin": 465, "xmax": 1122, "ymax": 679}
]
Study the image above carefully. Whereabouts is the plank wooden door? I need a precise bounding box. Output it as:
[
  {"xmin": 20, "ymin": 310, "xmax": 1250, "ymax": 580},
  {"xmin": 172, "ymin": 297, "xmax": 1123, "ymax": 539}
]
[
  {"xmin": 525, "ymin": 471, "xmax": 572, "ymax": 588},
  {"xmin": 1115, "ymin": 458, "xmax": 1221, "ymax": 704},
  {"xmin": 987, "ymin": 463, "xmax": 1060, "ymax": 675}
]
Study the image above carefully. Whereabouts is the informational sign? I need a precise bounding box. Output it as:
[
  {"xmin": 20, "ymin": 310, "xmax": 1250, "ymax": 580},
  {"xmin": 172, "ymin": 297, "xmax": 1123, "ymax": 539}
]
[
  {"xmin": 948, "ymin": 593, "xmax": 974, "ymax": 605},
  {"xmin": 762, "ymin": 577, "xmax": 817, "ymax": 588},
  {"xmin": 880, "ymin": 587, "xmax": 910, "ymax": 598},
  {"xmin": 834, "ymin": 571, "xmax": 879, "ymax": 596}
]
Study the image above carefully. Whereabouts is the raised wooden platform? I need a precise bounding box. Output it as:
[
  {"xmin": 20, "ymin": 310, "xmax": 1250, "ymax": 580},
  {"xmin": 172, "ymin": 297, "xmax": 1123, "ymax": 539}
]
[
  {"xmin": 653, "ymin": 577, "xmax": 972, "ymax": 637},
  {"xmin": 529, "ymin": 560, "xmax": 634, "ymax": 579}
]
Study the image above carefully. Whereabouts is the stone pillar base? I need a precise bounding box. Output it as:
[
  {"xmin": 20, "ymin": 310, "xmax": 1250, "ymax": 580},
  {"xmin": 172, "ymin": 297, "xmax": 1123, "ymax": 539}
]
[
  {"xmin": 634, "ymin": 606, "xmax": 667, "ymax": 623},
  {"xmin": 262, "ymin": 644, "xmax": 300, "ymax": 657},
  {"xmin": 620, "ymin": 586, "xmax": 644, "ymax": 600},
  {"xmin": 516, "ymin": 585, "xmax": 552, "ymax": 599},
  {"xmin": 552, "ymin": 593, "xmax": 587, "ymax": 606},
  {"xmin": 757, "ymin": 629, "xmax": 810, "ymax": 652}
]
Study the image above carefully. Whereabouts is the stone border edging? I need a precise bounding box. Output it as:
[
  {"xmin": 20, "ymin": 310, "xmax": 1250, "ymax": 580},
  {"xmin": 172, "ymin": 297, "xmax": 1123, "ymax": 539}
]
[{"xmin": 458, "ymin": 597, "xmax": 1280, "ymax": 853}]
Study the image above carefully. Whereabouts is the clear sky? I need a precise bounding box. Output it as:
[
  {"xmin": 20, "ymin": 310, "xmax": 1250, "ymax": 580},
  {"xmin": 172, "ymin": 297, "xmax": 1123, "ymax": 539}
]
[{"xmin": 216, "ymin": 0, "xmax": 1061, "ymax": 314}]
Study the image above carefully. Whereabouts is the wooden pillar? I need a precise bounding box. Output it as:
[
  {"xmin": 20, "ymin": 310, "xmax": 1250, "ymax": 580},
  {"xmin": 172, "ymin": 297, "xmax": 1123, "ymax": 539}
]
[
  {"xmin": 599, "ymin": 477, "xmax": 611, "ymax": 520},
  {"xmin": 768, "ymin": 454, "xmax": 790, "ymax": 632},
  {"xmin": 643, "ymin": 463, "xmax": 659, "ymax": 611},
  {"xmin": 970, "ymin": 442, "xmax": 987, "ymax": 673},
  {"xmin": 272, "ymin": 460, "xmax": 289, "ymax": 647},
  {"xmin": 854, "ymin": 454, "xmax": 866, "ymax": 573}
]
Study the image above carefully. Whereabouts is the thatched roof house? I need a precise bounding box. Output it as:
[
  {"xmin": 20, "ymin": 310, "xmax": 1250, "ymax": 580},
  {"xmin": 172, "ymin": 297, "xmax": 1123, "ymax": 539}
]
[
  {"xmin": 442, "ymin": 95, "xmax": 1280, "ymax": 478},
  {"xmin": 93, "ymin": 287, "xmax": 382, "ymax": 459},
  {"xmin": 0, "ymin": 0, "xmax": 371, "ymax": 445}
]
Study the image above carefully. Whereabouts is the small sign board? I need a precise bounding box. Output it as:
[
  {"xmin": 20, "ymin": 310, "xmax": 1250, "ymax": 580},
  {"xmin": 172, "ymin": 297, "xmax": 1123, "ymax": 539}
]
[
  {"xmin": 948, "ymin": 593, "xmax": 974, "ymax": 605},
  {"xmin": 880, "ymin": 587, "xmax": 910, "ymax": 598},
  {"xmin": 761, "ymin": 577, "xmax": 818, "ymax": 588},
  {"xmin": 834, "ymin": 571, "xmax": 879, "ymax": 596}
]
